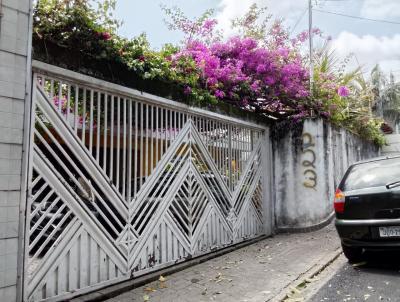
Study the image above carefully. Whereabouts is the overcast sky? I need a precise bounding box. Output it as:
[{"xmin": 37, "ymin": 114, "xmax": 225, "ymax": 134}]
[{"xmin": 114, "ymin": 0, "xmax": 400, "ymax": 77}]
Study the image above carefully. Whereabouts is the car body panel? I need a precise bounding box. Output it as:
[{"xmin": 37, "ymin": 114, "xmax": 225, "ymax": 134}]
[{"xmin": 335, "ymin": 156, "xmax": 400, "ymax": 250}]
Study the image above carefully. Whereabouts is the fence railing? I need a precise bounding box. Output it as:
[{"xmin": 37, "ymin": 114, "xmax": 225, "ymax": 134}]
[{"xmin": 25, "ymin": 60, "xmax": 268, "ymax": 302}]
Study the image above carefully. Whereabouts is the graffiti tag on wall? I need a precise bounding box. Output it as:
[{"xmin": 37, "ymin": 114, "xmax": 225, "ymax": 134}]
[{"xmin": 302, "ymin": 133, "xmax": 317, "ymax": 190}]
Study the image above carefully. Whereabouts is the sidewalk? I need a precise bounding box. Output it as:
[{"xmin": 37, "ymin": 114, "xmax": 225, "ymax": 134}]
[{"xmin": 106, "ymin": 223, "xmax": 340, "ymax": 302}]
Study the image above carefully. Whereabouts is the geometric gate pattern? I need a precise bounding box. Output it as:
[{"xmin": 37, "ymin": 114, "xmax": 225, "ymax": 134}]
[{"xmin": 25, "ymin": 66, "xmax": 266, "ymax": 301}]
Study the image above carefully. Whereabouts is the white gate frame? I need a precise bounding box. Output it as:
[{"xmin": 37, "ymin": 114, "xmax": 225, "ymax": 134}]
[{"xmin": 21, "ymin": 60, "xmax": 273, "ymax": 301}]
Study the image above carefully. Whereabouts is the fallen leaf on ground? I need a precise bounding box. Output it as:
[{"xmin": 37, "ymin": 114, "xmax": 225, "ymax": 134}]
[
  {"xmin": 144, "ymin": 287, "xmax": 156, "ymax": 293},
  {"xmin": 159, "ymin": 275, "xmax": 166, "ymax": 282},
  {"xmin": 352, "ymin": 261, "xmax": 367, "ymax": 267},
  {"xmin": 289, "ymin": 286, "xmax": 301, "ymax": 294},
  {"xmin": 143, "ymin": 294, "xmax": 150, "ymax": 301}
]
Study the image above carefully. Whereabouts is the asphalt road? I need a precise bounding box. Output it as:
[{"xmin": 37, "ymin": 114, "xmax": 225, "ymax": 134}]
[{"xmin": 310, "ymin": 251, "xmax": 400, "ymax": 302}]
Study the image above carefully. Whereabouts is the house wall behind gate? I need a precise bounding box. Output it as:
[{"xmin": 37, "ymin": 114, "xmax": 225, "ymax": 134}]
[
  {"xmin": 0, "ymin": 0, "xmax": 32, "ymax": 301},
  {"xmin": 273, "ymin": 119, "xmax": 380, "ymax": 230}
]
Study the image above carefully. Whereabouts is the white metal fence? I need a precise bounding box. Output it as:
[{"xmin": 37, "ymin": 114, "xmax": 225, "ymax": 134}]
[{"xmin": 24, "ymin": 61, "xmax": 269, "ymax": 301}]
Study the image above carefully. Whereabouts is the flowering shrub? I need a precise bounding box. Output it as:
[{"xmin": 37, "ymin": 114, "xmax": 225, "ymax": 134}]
[
  {"xmin": 311, "ymin": 43, "xmax": 385, "ymax": 145},
  {"xmin": 174, "ymin": 36, "xmax": 309, "ymax": 114},
  {"xmin": 163, "ymin": 5, "xmax": 313, "ymax": 118},
  {"xmin": 32, "ymin": 1, "xmax": 385, "ymax": 145}
]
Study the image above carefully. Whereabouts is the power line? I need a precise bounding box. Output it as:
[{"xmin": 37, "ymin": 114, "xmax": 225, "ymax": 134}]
[
  {"xmin": 313, "ymin": 8, "xmax": 400, "ymax": 25},
  {"xmin": 290, "ymin": 7, "xmax": 308, "ymax": 35}
]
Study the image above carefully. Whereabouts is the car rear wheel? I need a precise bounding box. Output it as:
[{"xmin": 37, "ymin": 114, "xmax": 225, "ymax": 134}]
[{"xmin": 342, "ymin": 244, "xmax": 363, "ymax": 262}]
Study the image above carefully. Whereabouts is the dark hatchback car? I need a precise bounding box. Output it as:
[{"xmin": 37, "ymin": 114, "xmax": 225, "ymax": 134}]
[{"xmin": 334, "ymin": 156, "xmax": 400, "ymax": 262}]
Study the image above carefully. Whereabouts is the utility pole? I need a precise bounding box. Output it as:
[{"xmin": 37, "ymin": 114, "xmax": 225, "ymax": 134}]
[{"xmin": 308, "ymin": 0, "xmax": 313, "ymax": 97}]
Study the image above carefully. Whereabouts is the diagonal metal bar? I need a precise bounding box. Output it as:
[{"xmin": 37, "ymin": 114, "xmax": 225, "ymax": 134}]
[{"xmin": 36, "ymin": 84, "xmax": 128, "ymax": 216}]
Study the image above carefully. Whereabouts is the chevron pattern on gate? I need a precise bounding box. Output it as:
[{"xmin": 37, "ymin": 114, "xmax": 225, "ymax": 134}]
[
  {"xmin": 26, "ymin": 75, "xmax": 266, "ymax": 302},
  {"xmin": 127, "ymin": 120, "xmax": 264, "ymax": 273}
]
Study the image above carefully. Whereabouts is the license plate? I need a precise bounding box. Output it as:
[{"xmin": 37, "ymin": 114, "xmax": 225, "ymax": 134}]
[{"xmin": 379, "ymin": 226, "xmax": 400, "ymax": 237}]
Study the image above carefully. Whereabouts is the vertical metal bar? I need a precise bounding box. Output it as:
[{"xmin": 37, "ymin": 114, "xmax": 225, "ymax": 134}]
[
  {"xmin": 145, "ymin": 104, "xmax": 149, "ymax": 179},
  {"xmin": 165, "ymin": 109, "xmax": 169, "ymax": 150},
  {"xmin": 116, "ymin": 96, "xmax": 121, "ymax": 190},
  {"xmin": 50, "ymin": 79, "xmax": 54, "ymax": 99},
  {"xmin": 103, "ymin": 93, "xmax": 108, "ymax": 171},
  {"xmin": 159, "ymin": 107, "xmax": 163, "ymax": 158},
  {"xmin": 178, "ymin": 112, "xmax": 181, "ymax": 133},
  {"xmin": 228, "ymin": 124, "xmax": 232, "ymax": 191},
  {"xmin": 207, "ymin": 119, "xmax": 211, "ymax": 152},
  {"xmin": 58, "ymin": 80, "xmax": 62, "ymax": 113},
  {"xmin": 162, "ymin": 108, "xmax": 166, "ymax": 156},
  {"xmin": 122, "ymin": 98, "xmax": 127, "ymax": 200},
  {"xmin": 250, "ymin": 129, "xmax": 254, "ymax": 152},
  {"xmin": 214, "ymin": 120, "xmax": 218, "ymax": 170},
  {"xmin": 110, "ymin": 95, "xmax": 115, "ymax": 181},
  {"xmin": 66, "ymin": 84, "xmax": 71, "ymax": 123},
  {"xmin": 204, "ymin": 118, "xmax": 206, "ymax": 142},
  {"xmin": 82, "ymin": 89, "xmax": 86, "ymax": 144},
  {"xmin": 150, "ymin": 105, "xmax": 154, "ymax": 173},
  {"xmin": 89, "ymin": 89, "xmax": 94, "ymax": 154},
  {"xmin": 168, "ymin": 109, "xmax": 172, "ymax": 148},
  {"xmin": 174, "ymin": 110, "xmax": 177, "ymax": 141},
  {"xmin": 74, "ymin": 85, "xmax": 78, "ymax": 133},
  {"xmin": 234, "ymin": 126, "xmax": 238, "ymax": 185},
  {"xmin": 236, "ymin": 126, "xmax": 239, "ymax": 185},
  {"xmin": 155, "ymin": 106, "xmax": 159, "ymax": 169},
  {"xmin": 247, "ymin": 129, "xmax": 251, "ymax": 161},
  {"xmin": 140, "ymin": 102, "xmax": 144, "ymax": 189},
  {"xmin": 224, "ymin": 123, "xmax": 227, "ymax": 179},
  {"xmin": 238, "ymin": 127, "xmax": 241, "ymax": 178},
  {"xmin": 218, "ymin": 122, "xmax": 222, "ymax": 173},
  {"xmin": 96, "ymin": 92, "xmax": 101, "ymax": 162},
  {"xmin": 134, "ymin": 101, "xmax": 138, "ymax": 198}
]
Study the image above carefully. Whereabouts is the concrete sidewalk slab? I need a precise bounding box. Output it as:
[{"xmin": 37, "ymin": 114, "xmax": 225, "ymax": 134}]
[{"xmin": 103, "ymin": 223, "xmax": 340, "ymax": 302}]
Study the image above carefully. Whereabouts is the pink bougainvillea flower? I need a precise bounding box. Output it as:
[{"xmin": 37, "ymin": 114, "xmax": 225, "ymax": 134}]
[
  {"xmin": 202, "ymin": 19, "xmax": 218, "ymax": 33},
  {"xmin": 99, "ymin": 32, "xmax": 111, "ymax": 41},
  {"xmin": 250, "ymin": 81, "xmax": 260, "ymax": 92},
  {"xmin": 320, "ymin": 111, "xmax": 331, "ymax": 118},
  {"xmin": 183, "ymin": 85, "xmax": 192, "ymax": 95},
  {"xmin": 214, "ymin": 90, "xmax": 225, "ymax": 99},
  {"xmin": 337, "ymin": 86, "xmax": 350, "ymax": 97}
]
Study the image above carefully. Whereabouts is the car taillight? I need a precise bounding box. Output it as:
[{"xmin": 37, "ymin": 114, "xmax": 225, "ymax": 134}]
[{"xmin": 334, "ymin": 189, "xmax": 345, "ymax": 213}]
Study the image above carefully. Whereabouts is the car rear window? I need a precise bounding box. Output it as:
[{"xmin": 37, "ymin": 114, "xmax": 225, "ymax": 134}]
[{"xmin": 342, "ymin": 158, "xmax": 400, "ymax": 191}]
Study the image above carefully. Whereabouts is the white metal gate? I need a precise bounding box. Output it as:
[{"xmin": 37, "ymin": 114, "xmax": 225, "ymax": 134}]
[{"xmin": 24, "ymin": 61, "xmax": 269, "ymax": 301}]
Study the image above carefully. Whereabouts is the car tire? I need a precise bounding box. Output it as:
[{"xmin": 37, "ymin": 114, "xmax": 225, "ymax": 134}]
[{"xmin": 342, "ymin": 244, "xmax": 363, "ymax": 262}]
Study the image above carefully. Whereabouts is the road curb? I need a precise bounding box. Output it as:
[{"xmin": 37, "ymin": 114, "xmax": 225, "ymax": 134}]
[
  {"xmin": 276, "ymin": 212, "xmax": 335, "ymax": 234},
  {"xmin": 270, "ymin": 247, "xmax": 342, "ymax": 302}
]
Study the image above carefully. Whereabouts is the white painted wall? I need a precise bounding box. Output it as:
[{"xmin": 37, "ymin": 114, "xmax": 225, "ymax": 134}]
[
  {"xmin": 0, "ymin": 0, "xmax": 32, "ymax": 301},
  {"xmin": 273, "ymin": 119, "xmax": 380, "ymax": 230}
]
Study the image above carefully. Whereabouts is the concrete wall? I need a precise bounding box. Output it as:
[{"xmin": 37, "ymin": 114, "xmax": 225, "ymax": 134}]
[
  {"xmin": 0, "ymin": 0, "xmax": 32, "ymax": 301},
  {"xmin": 272, "ymin": 119, "xmax": 380, "ymax": 230}
]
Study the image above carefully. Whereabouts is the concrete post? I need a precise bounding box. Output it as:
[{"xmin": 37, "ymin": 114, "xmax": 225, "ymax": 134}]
[{"xmin": 0, "ymin": 0, "xmax": 32, "ymax": 301}]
